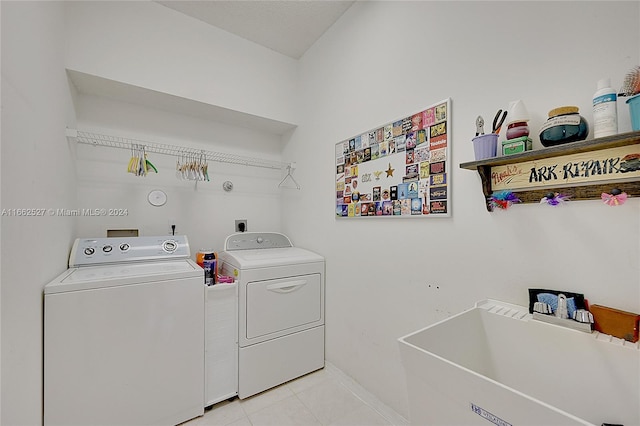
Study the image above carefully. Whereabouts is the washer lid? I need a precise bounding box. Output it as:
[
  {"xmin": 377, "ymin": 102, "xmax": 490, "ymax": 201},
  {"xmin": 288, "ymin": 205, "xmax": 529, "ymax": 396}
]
[
  {"xmin": 220, "ymin": 247, "xmax": 323, "ymax": 269},
  {"xmin": 45, "ymin": 259, "xmax": 201, "ymax": 294}
]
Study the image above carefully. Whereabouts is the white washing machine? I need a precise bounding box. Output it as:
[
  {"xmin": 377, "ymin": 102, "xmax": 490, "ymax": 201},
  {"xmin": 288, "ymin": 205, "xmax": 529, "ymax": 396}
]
[
  {"xmin": 44, "ymin": 235, "xmax": 204, "ymax": 426},
  {"xmin": 219, "ymin": 232, "xmax": 325, "ymax": 399}
]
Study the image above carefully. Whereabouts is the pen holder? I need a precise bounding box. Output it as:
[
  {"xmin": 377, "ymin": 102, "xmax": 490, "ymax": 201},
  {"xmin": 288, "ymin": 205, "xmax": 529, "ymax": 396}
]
[{"xmin": 472, "ymin": 133, "xmax": 498, "ymax": 161}]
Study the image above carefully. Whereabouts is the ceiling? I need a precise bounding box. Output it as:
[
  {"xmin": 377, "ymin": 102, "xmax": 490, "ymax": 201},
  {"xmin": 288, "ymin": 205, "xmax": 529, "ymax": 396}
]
[{"xmin": 155, "ymin": 0, "xmax": 356, "ymax": 59}]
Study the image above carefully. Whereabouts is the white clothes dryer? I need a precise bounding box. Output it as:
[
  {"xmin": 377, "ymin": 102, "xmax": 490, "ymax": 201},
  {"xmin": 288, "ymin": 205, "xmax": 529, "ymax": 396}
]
[
  {"xmin": 44, "ymin": 235, "xmax": 204, "ymax": 426},
  {"xmin": 219, "ymin": 232, "xmax": 325, "ymax": 399}
]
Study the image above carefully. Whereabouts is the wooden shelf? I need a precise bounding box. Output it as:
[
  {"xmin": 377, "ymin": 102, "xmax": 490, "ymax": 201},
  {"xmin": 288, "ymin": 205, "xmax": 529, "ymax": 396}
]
[{"xmin": 459, "ymin": 131, "xmax": 640, "ymax": 211}]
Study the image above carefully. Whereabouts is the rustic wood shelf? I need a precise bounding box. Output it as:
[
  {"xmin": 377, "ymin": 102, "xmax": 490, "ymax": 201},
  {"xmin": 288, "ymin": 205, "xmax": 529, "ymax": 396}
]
[{"xmin": 459, "ymin": 131, "xmax": 640, "ymax": 211}]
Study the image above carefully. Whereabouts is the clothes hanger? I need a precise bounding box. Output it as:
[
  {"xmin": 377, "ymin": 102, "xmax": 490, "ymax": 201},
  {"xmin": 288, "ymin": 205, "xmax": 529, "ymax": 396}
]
[{"xmin": 278, "ymin": 163, "xmax": 300, "ymax": 189}]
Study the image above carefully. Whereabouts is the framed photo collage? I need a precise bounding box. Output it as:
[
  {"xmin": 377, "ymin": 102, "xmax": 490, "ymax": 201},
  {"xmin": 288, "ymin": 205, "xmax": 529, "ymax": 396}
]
[{"xmin": 336, "ymin": 98, "xmax": 451, "ymax": 218}]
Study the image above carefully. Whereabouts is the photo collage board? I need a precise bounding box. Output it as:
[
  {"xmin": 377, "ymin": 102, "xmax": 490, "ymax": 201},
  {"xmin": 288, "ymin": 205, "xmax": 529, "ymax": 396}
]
[{"xmin": 335, "ymin": 99, "xmax": 451, "ymax": 218}]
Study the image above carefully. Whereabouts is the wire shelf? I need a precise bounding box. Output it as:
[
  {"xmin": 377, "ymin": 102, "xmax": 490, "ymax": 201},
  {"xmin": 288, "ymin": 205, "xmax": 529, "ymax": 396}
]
[{"xmin": 71, "ymin": 129, "xmax": 287, "ymax": 170}]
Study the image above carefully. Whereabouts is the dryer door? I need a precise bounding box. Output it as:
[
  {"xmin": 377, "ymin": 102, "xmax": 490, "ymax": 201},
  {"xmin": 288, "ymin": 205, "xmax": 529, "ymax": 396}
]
[{"xmin": 245, "ymin": 273, "xmax": 322, "ymax": 342}]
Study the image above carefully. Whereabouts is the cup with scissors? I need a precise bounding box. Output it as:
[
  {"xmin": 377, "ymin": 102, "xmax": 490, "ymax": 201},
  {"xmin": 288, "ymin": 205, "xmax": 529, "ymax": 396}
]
[{"xmin": 475, "ymin": 109, "xmax": 507, "ymax": 136}]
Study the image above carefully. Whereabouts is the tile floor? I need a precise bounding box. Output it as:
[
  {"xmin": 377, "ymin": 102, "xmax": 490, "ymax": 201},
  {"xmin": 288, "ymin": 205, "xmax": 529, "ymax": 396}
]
[{"xmin": 184, "ymin": 363, "xmax": 408, "ymax": 426}]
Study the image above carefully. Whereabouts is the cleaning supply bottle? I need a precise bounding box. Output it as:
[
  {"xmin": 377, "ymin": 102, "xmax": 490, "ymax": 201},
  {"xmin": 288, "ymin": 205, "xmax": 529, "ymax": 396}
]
[
  {"xmin": 203, "ymin": 252, "xmax": 215, "ymax": 286},
  {"xmin": 196, "ymin": 249, "xmax": 213, "ymax": 268},
  {"xmin": 592, "ymin": 78, "xmax": 618, "ymax": 138}
]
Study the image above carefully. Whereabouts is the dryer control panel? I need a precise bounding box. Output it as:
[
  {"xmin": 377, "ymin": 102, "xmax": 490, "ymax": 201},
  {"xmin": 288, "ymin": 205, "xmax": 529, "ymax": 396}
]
[
  {"xmin": 224, "ymin": 232, "xmax": 293, "ymax": 251},
  {"xmin": 69, "ymin": 235, "xmax": 190, "ymax": 267}
]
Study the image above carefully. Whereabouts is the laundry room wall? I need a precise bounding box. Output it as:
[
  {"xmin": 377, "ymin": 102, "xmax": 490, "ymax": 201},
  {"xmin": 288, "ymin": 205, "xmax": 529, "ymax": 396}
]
[
  {"xmin": 1, "ymin": 2, "xmax": 77, "ymax": 424},
  {"xmin": 65, "ymin": 0, "xmax": 300, "ymax": 253},
  {"xmin": 3, "ymin": 1, "xmax": 298, "ymax": 423},
  {"xmin": 73, "ymin": 92, "xmax": 287, "ymax": 253},
  {"xmin": 283, "ymin": 1, "xmax": 640, "ymax": 418},
  {"xmin": 64, "ymin": 1, "xmax": 298, "ymax": 126},
  {"xmin": 3, "ymin": 2, "xmax": 639, "ymax": 424}
]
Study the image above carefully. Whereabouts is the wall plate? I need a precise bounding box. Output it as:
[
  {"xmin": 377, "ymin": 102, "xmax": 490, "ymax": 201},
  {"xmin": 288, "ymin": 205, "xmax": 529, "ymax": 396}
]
[{"xmin": 147, "ymin": 189, "xmax": 167, "ymax": 207}]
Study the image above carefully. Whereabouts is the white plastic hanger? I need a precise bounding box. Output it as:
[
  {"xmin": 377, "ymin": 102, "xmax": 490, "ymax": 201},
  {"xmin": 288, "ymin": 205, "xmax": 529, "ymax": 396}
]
[{"xmin": 278, "ymin": 163, "xmax": 300, "ymax": 189}]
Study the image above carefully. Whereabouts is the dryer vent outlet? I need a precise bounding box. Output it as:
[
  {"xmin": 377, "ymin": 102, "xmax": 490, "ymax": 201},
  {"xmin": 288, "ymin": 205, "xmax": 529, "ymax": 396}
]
[{"xmin": 235, "ymin": 220, "xmax": 247, "ymax": 232}]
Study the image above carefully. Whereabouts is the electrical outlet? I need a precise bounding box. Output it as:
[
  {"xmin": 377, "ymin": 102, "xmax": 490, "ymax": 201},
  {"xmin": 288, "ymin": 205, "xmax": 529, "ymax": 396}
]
[
  {"xmin": 235, "ymin": 219, "xmax": 247, "ymax": 232},
  {"xmin": 168, "ymin": 219, "xmax": 177, "ymax": 236}
]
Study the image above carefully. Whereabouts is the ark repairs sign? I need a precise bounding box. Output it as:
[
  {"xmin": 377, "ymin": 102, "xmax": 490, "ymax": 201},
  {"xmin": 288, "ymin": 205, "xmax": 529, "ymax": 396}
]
[{"xmin": 491, "ymin": 144, "xmax": 640, "ymax": 191}]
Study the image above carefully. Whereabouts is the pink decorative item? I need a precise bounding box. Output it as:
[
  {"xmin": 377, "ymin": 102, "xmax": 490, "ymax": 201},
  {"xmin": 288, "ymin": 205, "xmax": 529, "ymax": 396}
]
[{"xmin": 601, "ymin": 189, "xmax": 628, "ymax": 206}]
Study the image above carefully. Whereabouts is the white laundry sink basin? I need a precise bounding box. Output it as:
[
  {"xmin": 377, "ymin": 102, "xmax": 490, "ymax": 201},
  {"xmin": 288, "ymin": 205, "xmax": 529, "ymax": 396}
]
[{"xmin": 398, "ymin": 300, "xmax": 640, "ymax": 426}]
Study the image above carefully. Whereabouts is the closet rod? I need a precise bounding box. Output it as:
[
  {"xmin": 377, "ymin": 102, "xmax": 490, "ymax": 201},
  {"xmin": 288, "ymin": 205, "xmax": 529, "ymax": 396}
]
[{"xmin": 68, "ymin": 129, "xmax": 287, "ymax": 170}]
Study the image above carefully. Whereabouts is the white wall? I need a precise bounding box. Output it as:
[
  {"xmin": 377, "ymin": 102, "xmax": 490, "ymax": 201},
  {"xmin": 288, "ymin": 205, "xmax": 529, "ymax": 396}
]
[
  {"xmin": 2, "ymin": 1, "xmax": 297, "ymax": 422},
  {"xmin": 65, "ymin": 1, "xmax": 299, "ymax": 126},
  {"xmin": 74, "ymin": 93, "xmax": 286, "ymax": 253},
  {"xmin": 1, "ymin": 2, "xmax": 3, "ymax": 419},
  {"xmin": 285, "ymin": 1, "xmax": 640, "ymax": 418},
  {"xmin": 65, "ymin": 0, "xmax": 301, "ymax": 253},
  {"xmin": 2, "ymin": 1, "xmax": 639, "ymax": 424},
  {"xmin": 1, "ymin": 2, "xmax": 77, "ymax": 424},
  {"xmin": 1, "ymin": 3, "xmax": 3, "ymax": 420}
]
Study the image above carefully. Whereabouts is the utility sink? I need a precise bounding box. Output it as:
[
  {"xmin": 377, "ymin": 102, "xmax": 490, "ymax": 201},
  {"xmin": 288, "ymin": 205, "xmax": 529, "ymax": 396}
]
[{"xmin": 398, "ymin": 300, "xmax": 640, "ymax": 426}]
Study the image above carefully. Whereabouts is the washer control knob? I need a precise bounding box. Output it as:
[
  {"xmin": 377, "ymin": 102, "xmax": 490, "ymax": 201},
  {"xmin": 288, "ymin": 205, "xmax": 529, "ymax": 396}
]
[
  {"xmin": 256, "ymin": 237, "xmax": 264, "ymax": 244},
  {"xmin": 119, "ymin": 243, "xmax": 130, "ymax": 252},
  {"xmin": 102, "ymin": 245, "xmax": 113, "ymax": 253},
  {"xmin": 84, "ymin": 247, "xmax": 95, "ymax": 256},
  {"xmin": 162, "ymin": 240, "xmax": 177, "ymax": 253}
]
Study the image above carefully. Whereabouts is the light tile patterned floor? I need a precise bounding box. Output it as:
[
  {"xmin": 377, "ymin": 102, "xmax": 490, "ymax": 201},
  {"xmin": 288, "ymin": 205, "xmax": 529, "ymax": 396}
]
[{"xmin": 183, "ymin": 364, "xmax": 407, "ymax": 426}]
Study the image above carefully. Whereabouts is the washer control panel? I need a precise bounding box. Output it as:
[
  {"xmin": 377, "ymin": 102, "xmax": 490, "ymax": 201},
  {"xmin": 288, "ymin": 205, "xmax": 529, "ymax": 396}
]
[
  {"xmin": 224, "ymin": 232, "xmax": 293, "ymax": 251},
  {"xmin": 70, "ymin": 235, "xmax": 190, "ymax": 267}
]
